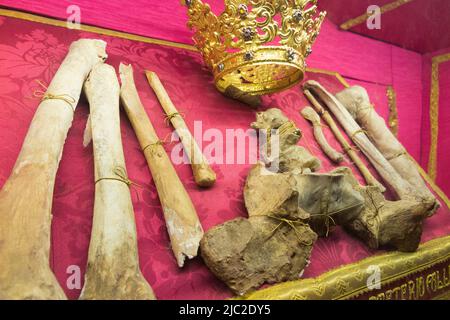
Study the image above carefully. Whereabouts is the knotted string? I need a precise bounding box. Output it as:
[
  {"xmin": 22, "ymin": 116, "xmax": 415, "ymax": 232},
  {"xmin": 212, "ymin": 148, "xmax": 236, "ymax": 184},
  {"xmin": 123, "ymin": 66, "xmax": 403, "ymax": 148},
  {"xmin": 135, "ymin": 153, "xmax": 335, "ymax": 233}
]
[
  {"xmin": 95, "ymin": 166, "xmax": 143, "ymax": 188},
  {"xmin": 350, "ymin": 128, "xmax": 369, "ymax": 140},
  {"xmin": 386, "ymin": 150, "xmax": 407, "ymax": 161},
  {"xmin": 95, "ymin": 166, "xmax": 144, "ymax": 200},
  {"xmin": 164, "ymin": 112, "xmax": 185, "ymax": 126},
  {"xmin": 365, "ymin": 191, "xmax": 383, "ymax": 227},
  {"xmin": 316, "ymin": 109, "xmax": 329, "ymax": 117},
  {"xmin": 142, "ymin": 140, "xmax": 165, "ymax": 154},
  {"xmin": 314, "ymin": 202, "xmax": 363, "ymax": 237},
  {"xmin": 262, "ymin": 121, "xmax": 300, "ymax": 156},
  {"xmin": 343, "ymin": 145, "xmax": 359, "ymax": 153},
  {"xmin": 32, "ymin": 80, "xmax": 76, "ymax": 113},
  {"xmin": 277, "ymin": 120, "xmax": 298, "ymax": 137},
  {"xmin": 267, "ymin": 215, "xmax": 313, "ymax": 246},
  {"xmin": 141, "ymin": 133, "xmax": 173, "ymax": 154}
]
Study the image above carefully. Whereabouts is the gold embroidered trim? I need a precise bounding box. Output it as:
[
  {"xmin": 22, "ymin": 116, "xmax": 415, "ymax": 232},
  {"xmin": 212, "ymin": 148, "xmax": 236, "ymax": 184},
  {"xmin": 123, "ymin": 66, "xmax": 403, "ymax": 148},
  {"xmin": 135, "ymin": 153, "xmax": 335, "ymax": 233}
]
[
  {"xmin": 0, "ymin": 8, "xmax": 197, "ymax": 52},
  {"xmin": 387, "ymin": 86, "xmax": 399, "ymax": 137},
  {"xmin": 428, "ymin": 53, "xmax": 450, "ymax": 181},
  {"xmin": 239, "ymin": 235, "xmax": 450, "ymax": 300}
]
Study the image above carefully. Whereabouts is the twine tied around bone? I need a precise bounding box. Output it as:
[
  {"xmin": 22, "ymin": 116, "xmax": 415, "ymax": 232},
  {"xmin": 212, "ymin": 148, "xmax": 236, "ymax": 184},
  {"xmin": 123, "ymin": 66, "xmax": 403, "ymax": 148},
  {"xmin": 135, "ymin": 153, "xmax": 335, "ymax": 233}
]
[
  {"xmin": 141, "ymin": 133, "xmax": 174, "ymax": 154},
  {"xmin": 267, "ymin": 215, "xmax": 314, "ymax": 246},
  {"xmin": 268, "ymin": 199, "xmax": 364, "ymax": 240},
  {"xmin": 95, "ymin": 166, "xmax": 145, "ymax": 200},
  {"xmin": 164, "ymin": 111, "xmax": 185, "ymax": 126},
  {"xmin": 365, "ymin": 190, "xmax": 383, "ymax": 227},
  {"xmin": 32, "ymin": 80, "xmax": 76, "ymax": 113},
  {"xmin": 262, "ymin": 120, "xmax": 300, "ymax": 158}
]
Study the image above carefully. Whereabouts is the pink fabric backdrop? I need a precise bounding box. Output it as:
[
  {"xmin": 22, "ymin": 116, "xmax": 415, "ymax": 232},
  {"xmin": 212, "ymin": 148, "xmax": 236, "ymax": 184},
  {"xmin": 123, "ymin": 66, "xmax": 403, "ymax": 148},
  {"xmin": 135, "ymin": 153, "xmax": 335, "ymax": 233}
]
[
  {"xmin": 318, "ymin": 0, "xmax": 450, "ymax": 54},
  {"xmin": 0, "ymin": 14, "xmax": 449, "ymax": 300},
  {"xmin": 3, "ymin": 0, "xmax": 450, "ymax": 53}
]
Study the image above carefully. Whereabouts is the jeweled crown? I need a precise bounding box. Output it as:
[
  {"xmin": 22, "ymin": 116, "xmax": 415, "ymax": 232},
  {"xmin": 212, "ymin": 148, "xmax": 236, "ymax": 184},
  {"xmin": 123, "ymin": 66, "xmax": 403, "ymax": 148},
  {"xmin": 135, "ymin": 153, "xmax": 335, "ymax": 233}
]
[{"xmin": 182, "ymin": 0, "xmax": 326, "ymax": 95}]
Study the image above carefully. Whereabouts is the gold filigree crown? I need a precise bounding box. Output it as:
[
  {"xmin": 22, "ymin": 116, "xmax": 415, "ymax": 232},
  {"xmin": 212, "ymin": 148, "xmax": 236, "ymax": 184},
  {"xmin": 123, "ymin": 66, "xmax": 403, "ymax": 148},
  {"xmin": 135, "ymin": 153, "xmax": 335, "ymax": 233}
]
[{"xmin": 182, "ymin": 0, "xmax": 326, "ymax": 95}]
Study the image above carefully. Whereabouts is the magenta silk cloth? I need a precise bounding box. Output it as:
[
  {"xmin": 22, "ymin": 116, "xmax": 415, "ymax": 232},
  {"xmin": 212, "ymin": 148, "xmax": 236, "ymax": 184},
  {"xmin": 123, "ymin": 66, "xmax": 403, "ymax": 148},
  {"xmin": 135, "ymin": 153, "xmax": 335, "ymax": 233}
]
[{"xmin": 0, "ymin": 15, "xmax": 449, "ymax": 300}]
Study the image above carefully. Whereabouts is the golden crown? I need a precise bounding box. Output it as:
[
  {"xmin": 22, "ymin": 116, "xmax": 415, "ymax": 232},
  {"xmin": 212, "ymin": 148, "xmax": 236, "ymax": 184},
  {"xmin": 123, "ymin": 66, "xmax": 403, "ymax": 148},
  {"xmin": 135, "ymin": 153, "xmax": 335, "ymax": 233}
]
[{"xmin": 182, "ymin": 0, "xmax": 326, "ymax": 96}]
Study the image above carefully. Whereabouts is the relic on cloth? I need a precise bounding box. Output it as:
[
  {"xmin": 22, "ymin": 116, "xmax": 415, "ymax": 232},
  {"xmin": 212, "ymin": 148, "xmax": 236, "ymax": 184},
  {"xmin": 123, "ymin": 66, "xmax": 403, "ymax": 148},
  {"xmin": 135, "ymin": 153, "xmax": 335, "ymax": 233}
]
[
  {"xmin": 251, "ymin": 108, "xmax": 321, "ymax": 173},
  {"xmin": 303, "ymin": 88, "xmax": 385, "ymax": 192},
  {"xmin": 182, "ymin": 0, "xmax": 326, "ymax": 96},
  {"xmin": 304, "ymin": 81, "xmax": 435, "ymax": 251},
  {"xmin": 335, "ymin": 86, "xmax": 439, "ymax": 216},
  {"xmin": 79, "ymin": 64, "xmax": 155, "ymax": 300},
  {"xmin": 301, "ymin": 106, "xmax": 344, "ymax": 163},
  {"xmin": 201, "ymin": 216, "xmax": 317, "ymax": 295},
  {"xmin": 0, "ymin": 39, "xmax": 107, "ymax": 300},
  {"xmin": 200, "ymin": 108, "xmax": 365, "ymax": 294},
  {"xmin": 304, "ymin": 80, "xmax": 414, "ymax": 199},
  {"xmin": 246, "ymin": 108, "xmax": 365, "ymax": 237},
  {"xmin": 120, "ymin": 64, "xmax": 203, "ymax": 268},
  {"xmin": 145, "ymin": 70, "xmax": 216, "ymax": 187},
  {"xmin": 336, "ymin": 167, "xmax": 430, "ymax": 252}
]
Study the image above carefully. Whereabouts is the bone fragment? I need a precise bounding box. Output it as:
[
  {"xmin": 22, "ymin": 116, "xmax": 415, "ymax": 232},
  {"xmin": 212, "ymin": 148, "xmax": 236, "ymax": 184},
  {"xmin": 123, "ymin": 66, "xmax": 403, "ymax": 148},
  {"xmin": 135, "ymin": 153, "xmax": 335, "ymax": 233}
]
[
  {"xmin": 335, "ymin": 167, "xmax": 429, "ymax": 252},
  {"xmin": 200, "ymin": 216, "xmax": 317, "ymax": 295},
  {"xmin": 301, "ymin": 106, "xmax": 344, "ymax": 163},
  {"xmin": 120, "ymin": 64, "xmax": 203, "ymax": 267},
  {"xmin": 145, "ymin": 71, "xmax": 216, "ymax": 187}
]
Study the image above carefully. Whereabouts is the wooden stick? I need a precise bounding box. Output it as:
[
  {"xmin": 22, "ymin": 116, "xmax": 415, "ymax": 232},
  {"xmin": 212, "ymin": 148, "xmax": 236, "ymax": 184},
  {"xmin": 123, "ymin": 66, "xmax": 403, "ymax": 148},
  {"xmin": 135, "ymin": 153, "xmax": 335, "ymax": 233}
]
[
  {"xmin": 0, "ymin": 39, "xmax": 107, "ymax": 299},
  {"xmin": 79, "ymin": 64, "xmax": 156, "ymax": 300},
  {"xmin": 304, "ymin": 80, "xmax": 416, "ymax": 199},
  {"xmin": 145, "ymin": 70, "xmax": 216, "ymax": 187},
  {"xmin": 301, "ymin": 106, "xmax": 344, "ymax": 163},
  {"xmin": 120, "ymin": 64, "xmax": 203, "ymax": 268},
  {"xmin": 303, "ymin": 89, "xmax": 385, "ymax": 192}
]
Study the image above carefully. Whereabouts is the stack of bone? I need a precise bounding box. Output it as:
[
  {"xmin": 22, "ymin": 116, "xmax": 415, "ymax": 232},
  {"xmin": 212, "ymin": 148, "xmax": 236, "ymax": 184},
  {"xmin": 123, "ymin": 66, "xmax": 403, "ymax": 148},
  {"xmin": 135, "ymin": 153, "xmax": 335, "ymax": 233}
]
[
  {"xmin": 202, "ymin": 108, "xmax": 367, "ymax": 295},
  {"xmin": 303, "ymin": 81, "xmax": 439, "ymax": 251},
  {"xmin": 0, "ymin": 37, "xmax": 441, "ymax": 299},
  {"xmin": 202, "ymin": 82, "xmax": 440, "ymax": 294}
]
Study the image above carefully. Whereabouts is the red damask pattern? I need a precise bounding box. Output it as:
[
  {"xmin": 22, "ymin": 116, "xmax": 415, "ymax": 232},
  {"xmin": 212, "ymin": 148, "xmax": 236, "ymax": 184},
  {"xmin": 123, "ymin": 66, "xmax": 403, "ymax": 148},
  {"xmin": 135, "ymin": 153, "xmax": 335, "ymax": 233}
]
[{"xmin": 0, "ymin": 16, "xmax": 449, "ymax": 300}]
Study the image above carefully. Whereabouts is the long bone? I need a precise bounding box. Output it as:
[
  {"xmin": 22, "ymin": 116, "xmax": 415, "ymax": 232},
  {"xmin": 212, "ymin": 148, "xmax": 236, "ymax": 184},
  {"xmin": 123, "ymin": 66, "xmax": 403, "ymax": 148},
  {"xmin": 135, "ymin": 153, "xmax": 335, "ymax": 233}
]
[
  {"xmin": 304, "ymin": 80, "xmax": 415, "ymax": 199},
  {"xmin": 0, "ymin": 39, "xmax": 107, "ymax": 300},
  {"xmin": 80, "ymin": 63, "xmax": 155, "ymax": 300}
]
